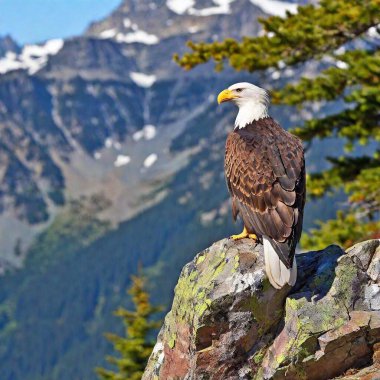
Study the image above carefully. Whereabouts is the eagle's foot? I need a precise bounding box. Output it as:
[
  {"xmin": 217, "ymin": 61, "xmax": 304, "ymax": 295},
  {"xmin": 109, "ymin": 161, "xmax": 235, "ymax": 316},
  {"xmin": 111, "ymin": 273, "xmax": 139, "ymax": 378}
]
[{"xmin": 230, "ymin": 227, "xmax": 257, "ymax": 241}]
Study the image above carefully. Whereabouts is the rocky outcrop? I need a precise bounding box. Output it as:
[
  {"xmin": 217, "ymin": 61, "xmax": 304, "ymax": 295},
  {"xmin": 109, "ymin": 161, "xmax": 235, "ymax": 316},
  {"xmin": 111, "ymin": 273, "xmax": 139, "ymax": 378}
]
[
  {"xmin": 0, "ymin": 35, "xmax": 19, "ymax": 57},
  {"xmin": 143, "ymin": 239, "xmax": 380, "ymax": 380}
]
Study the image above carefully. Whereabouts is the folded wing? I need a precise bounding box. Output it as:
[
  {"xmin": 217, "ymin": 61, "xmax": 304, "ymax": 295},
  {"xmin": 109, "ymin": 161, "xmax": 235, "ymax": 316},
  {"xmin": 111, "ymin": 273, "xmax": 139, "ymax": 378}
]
[{"xmin": 225, "ymin": 120, "xmax": 305, "ymax": 268}]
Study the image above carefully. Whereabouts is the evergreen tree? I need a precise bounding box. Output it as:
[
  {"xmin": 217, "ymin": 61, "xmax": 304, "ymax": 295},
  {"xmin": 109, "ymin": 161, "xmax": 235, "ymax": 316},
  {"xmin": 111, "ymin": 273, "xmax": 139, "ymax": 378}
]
[
  {"xmin": 96, "ymin": 275, "xmax": 162, "ymax": 380},
  {"xmin": 175, "ymin": 0, "xmax": 380, "ymax": 248}
]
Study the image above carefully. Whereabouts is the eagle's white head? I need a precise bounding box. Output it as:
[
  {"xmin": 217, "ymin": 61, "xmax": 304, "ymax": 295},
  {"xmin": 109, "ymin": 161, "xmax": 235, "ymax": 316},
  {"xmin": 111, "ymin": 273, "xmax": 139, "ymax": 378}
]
[{"xmin": 217, "ymin": 82, "xmax": 270, "ymax": 129}]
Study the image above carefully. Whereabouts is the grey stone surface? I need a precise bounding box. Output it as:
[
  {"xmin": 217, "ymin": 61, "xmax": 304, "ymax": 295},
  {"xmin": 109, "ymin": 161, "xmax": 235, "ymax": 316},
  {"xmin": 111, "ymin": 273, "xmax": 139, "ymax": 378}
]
[{"xmin": 143, "ymin": 239, "xmax": 380, "ymax": 380}]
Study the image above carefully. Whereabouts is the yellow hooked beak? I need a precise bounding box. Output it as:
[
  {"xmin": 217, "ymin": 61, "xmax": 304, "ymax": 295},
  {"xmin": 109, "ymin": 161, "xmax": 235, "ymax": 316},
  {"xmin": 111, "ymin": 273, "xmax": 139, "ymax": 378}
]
[{"xmin": 217, "ymin": 89, "xmax": 238, "ymax": 104}]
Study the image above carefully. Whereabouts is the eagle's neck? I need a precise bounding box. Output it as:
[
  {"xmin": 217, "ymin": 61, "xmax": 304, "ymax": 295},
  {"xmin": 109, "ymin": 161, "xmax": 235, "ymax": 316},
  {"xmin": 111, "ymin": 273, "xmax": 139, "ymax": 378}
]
[{"xmin": 235, "ymin": 102, "xmax": 269, "ymax": 129}]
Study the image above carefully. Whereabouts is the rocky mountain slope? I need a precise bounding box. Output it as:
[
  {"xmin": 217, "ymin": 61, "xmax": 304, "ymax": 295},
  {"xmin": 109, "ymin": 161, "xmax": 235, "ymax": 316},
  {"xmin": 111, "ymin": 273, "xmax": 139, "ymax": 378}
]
[
  {"xmin": 0, "ymin": 36, "xmax": 19, "ymax": 58},
  {"xmin": 143, "ymin": 239, "xmax": 380, "ymax": 380},
  {"xmin": 0, "ymin": 1, "xmax": 356, "ymax": 379},
  {"xmin": 0, "ymin": 0, "xmax": 334, "ymax": 268}
]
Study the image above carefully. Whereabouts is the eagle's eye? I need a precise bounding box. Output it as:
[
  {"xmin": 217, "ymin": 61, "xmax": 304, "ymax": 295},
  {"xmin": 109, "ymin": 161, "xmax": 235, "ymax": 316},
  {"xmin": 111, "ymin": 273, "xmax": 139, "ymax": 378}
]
[{"xmin": 235, "ymin": 88, "xmax": 243, "ymax": 93}]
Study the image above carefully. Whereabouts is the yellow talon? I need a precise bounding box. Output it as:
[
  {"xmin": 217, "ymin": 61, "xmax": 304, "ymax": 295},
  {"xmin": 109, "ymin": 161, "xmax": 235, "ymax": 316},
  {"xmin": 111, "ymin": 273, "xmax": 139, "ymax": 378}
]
[{"xmin": 231, "ymin": 227, "xmax": 257, "ymax": 241}]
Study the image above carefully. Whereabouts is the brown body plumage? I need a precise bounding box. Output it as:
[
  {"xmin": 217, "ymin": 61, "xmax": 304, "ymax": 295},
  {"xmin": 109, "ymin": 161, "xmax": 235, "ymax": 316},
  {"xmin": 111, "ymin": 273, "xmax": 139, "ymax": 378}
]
[
  {"xmin": 225, "ymin": 116, "xmax": 306, "ymax": 270},
  {"xmin": 218, "ymin": 81, "xmax": 306, "ymax": 288}
]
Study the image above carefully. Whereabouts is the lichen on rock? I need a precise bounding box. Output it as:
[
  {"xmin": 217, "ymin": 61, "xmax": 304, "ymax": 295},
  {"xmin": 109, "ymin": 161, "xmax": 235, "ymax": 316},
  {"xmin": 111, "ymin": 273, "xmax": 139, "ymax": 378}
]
[{"xmin": 143, "ymin": 239, "xmax": 380, "ymax": 380}]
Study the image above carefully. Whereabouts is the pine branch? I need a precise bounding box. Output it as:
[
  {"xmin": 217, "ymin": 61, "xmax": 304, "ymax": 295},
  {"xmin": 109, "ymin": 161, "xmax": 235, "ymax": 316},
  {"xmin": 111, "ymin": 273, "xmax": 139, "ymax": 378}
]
[{"xmin": 175, "ymin": 0, "xmax": 380, "ymax": 71}]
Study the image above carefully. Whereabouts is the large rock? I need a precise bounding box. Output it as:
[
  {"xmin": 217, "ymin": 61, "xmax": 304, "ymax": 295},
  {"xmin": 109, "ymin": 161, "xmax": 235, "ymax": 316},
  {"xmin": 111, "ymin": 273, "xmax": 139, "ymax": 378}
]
[{"xmin": 143, "ymin": 239, "xmax": 380, "ymax": 380}]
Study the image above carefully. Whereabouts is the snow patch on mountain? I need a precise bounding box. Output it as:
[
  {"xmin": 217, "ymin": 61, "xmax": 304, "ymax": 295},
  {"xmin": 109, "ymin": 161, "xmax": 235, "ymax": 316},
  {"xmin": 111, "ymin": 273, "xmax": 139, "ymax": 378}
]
[
  {"xmin": 271, "ymin": 70, "xmax": 280, "ymax": 80},
  {"xmin": 167, "ymin": 0, "xmax": 296, "ymax": 18},
  {"xmin": 116, "ymin": 30, "xmax": 159, "ymax": 44},
  {"xmin": 144, "ymin": 153, "xmax": 158, "ymax": 168},
  {"xmin": 167, "ymin": 0, "xmax": 195, "ymax": 14},
  {"xmin": 114, "ymin": 155, "xmax": 131, "ymax": 167},
  {"xmin": 334, "ymin": 46, "xmax": 346, "ymax": 55},
  {"xmin": 188, "ymin": 26, "xmax": 200, "ymax": 34},
  {"xmin": 0, "ymin": 39, "xmax": 64, "ymax": 75},
  {"xmin": 130, "ymin": 72, "xmax": 156, "ymax": 88},
  {"xmin": 123, "ymin": 18, "xmax": 132, "ymax": 28},
  {"xmin": 98, "ymin": 20, "xmax": 159, "ymax": 45},
  {"xmin": 0, "ymin": 52, "xmax": 23, "ymax": 74},
  {"xmin": 248, "ymin": 0, "xmax": 298, "ymax": 17},
  {"xmin": 133, "ymin": 125, "xmax": 157, "ymax": 141},
  {"xmin": 105, "ymin": 137, "xmax": 113, "ymax": 148},
  {"xmin": 99, "ymin": 29, "xmax": 117, "ymax": 39},
  {"xmin": 368, "ymin": 25, "xmax": 380, "ymax": 38},
  {"xmin": 189, "ymin": 0, "xmax": 234, "ymax": 16}
]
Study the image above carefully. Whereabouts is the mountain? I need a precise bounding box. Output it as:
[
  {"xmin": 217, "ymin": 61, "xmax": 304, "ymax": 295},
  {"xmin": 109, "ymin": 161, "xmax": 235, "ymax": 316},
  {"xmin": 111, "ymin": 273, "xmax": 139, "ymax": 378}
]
[
  {"xmin": 0, "ymin": 0, "xmax": 346, "ymax": 379},
  {"xmin": 0, "ymin": 0, "xmax": 267, "ymax": 266},
  {"xmin": 0, "ymin": 36, "xmax": 20, "ymax": 58},
  {"xmin": 0, "ymin": 0, "xmax": 339, "ymax": 269}
]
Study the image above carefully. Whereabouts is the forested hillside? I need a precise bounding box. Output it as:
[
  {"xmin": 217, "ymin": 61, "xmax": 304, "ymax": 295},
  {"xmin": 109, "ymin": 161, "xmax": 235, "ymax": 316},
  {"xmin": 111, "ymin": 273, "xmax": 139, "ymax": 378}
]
[{"xmin": 0, "ymin": 0, "xmax": 365, "ymax": 379}]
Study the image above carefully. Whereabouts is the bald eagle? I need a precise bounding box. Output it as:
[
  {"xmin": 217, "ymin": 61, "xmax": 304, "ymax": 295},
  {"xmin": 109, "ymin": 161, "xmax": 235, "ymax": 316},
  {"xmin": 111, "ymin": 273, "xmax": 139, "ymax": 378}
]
[{"xmin": 218, "ymin": 82, "xmax": 306, "ymax": 289}]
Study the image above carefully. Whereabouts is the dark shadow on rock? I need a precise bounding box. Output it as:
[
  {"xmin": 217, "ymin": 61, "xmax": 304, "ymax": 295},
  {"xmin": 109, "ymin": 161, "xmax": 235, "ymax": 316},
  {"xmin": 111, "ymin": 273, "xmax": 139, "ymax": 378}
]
[{"xmin": 292, "ymin": 244, "xmax": 344, "ymax": 302}]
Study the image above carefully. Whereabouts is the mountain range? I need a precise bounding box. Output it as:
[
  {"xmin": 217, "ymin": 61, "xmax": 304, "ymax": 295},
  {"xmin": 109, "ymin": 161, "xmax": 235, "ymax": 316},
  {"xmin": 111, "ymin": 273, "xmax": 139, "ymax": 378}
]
[{"xmin": 0, "ymin": 1, "xmax": 344, "ymax": 379}]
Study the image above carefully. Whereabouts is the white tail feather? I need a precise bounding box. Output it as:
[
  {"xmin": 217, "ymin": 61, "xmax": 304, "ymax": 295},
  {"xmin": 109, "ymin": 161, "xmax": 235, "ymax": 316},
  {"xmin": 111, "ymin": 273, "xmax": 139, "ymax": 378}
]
[{"xmin": 263, "ymin": 237, "xmax": 297, "ymax": 289}]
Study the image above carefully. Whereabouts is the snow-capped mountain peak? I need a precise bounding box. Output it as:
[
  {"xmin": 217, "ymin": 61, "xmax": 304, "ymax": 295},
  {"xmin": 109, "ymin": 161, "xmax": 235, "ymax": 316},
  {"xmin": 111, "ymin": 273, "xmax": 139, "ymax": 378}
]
[{"xmin": 0, "ymin": 39, "xmax": 63, "ymax": 75}]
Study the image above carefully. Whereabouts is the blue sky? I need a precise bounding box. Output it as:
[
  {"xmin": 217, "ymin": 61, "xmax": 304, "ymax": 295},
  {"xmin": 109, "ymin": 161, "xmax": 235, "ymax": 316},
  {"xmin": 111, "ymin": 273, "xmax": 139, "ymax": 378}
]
[{"xmin": 0, "ymin": 0, "xmax": 121, "ymax": 45}]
